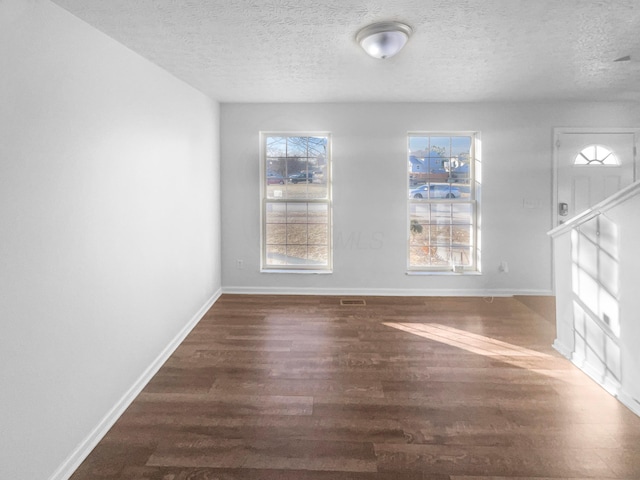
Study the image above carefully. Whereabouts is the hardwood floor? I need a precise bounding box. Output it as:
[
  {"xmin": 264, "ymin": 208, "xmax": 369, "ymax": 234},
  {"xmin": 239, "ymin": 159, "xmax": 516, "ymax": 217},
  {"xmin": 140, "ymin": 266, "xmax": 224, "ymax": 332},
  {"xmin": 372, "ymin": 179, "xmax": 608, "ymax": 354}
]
[{"xmin": 70, "ymin": 295, "xmax": 640, "ymax": 479}]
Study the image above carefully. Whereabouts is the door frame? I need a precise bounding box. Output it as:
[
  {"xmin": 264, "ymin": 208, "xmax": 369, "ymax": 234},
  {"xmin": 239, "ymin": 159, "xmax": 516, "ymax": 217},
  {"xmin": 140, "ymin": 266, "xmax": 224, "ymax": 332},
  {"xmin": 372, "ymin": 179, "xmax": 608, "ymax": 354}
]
[{"xmin": 552, "ymin": 127, "xmax": 639, "ymax": 228}]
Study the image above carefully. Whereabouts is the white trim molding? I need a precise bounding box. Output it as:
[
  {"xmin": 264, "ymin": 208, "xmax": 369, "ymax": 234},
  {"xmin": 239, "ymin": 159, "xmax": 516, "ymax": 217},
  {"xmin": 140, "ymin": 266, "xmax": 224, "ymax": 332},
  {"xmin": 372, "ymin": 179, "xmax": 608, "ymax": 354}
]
[
  {"xmin": 222, "ymin": 286, "xmax": 552, "ymax": 297},
  {"xmin": 618, "ymin": 391, "xmax": 640, "ymax": 418},
  {"xmin": 552, "ymin": 339, "xmax": 573, "ymax": 359},
  {"xmin": 49, "ymin": 288, "xmax": 222, "ymax": 480}
]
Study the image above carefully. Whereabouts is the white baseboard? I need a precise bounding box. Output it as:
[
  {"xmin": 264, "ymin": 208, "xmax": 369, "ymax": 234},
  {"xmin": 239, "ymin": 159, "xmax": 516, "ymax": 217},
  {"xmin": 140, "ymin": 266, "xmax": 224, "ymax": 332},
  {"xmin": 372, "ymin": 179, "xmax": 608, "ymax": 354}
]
[
  {"xmin": 573, "ymin": 358, "xmax": 621, "ymax": 397},
  {"xmin": 552, "ymin": 339, "xmax": 572, "ymax": 359},
  {"xmin": 618, "ymin": 390, "xmax": 640, "ymax": 418},
  {"xmin": 553, "ymin": 342, "xmax": 639, "ymax": 419},
  {"xmin": 221, "ymin": 286, "xmax": 553, "ymax": 297},
  {"xmin": 49, "ymin": 288, "xmax": 222, "ymax": 480}
]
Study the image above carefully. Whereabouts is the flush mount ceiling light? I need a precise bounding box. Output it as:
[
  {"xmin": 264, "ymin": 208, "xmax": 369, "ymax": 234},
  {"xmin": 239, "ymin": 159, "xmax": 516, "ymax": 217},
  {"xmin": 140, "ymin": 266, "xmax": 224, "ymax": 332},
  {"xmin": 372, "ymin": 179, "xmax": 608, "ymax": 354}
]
[{"xmin": 356, "ymin": 21, "xmax": 413, "ymax": 59}]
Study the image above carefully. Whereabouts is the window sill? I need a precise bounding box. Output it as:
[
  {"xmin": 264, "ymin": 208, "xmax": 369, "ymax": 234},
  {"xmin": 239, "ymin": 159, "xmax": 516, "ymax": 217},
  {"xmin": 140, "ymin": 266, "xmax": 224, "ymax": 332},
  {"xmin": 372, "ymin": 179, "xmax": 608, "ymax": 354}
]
[
  {"xmin": 406, "ymin": 270, "xmax": 482, "ymax": 276},
  {"xmin": 261, "ymin": 269, "xmax": 332, "ymax": 274}
]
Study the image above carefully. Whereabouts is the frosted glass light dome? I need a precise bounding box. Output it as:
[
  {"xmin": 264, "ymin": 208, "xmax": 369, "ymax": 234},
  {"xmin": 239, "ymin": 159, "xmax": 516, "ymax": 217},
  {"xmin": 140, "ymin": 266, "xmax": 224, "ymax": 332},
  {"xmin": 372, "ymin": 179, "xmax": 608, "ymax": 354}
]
[{"xmin": 356, "ymin": 21, "xmax": 413, "ymax": 59}]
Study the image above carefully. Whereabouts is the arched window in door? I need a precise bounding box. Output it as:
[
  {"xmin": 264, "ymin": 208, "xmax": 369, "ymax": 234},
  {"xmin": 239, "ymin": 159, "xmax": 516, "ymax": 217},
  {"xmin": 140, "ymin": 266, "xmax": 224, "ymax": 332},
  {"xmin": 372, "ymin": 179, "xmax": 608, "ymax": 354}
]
[{"xmin": 574, "ymin": 145, "xmax": 619, "ymax": 166}]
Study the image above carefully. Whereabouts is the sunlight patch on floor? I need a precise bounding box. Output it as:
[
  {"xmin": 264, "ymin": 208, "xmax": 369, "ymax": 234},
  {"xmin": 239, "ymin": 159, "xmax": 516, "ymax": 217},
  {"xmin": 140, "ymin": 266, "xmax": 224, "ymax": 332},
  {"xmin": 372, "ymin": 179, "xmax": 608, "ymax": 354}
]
[{"xmin": 382, "ymin": 322, "xmax": 554, "ymax": 373}]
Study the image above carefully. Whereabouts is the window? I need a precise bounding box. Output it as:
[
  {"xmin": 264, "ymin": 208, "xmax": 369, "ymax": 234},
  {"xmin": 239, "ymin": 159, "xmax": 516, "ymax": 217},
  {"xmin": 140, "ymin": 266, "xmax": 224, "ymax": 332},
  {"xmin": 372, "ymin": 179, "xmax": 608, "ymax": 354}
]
[
  {"xmin": 408, "ymin": 133, "xmax": 479, "ymax": 272},
  {"xmin": 574, "ymin": 145, "xmax": 619, "ymax": 166},
  {"xmin": 261, "ymin": 133, "xmax": 331, "ymax": 272}
]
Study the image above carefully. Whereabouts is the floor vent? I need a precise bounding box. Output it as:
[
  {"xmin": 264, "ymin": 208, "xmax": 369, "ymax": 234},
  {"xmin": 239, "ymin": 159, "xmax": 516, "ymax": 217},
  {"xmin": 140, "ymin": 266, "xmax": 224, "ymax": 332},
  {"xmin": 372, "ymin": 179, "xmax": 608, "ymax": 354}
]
[{"xmin": 340, "ymin": 299, "xmax": 366, "ymax": 306}]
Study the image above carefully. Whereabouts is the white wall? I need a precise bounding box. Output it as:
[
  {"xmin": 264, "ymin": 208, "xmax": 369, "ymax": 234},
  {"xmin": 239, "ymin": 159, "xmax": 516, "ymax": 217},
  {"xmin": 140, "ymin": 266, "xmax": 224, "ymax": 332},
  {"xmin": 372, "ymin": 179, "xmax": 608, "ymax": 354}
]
[
  {"xmin": 221, "ymin": 102, "xmax": 639, "ymax": 295},
  {"xmin": 550, "ymin": 183, "xmax": 640, "ymax": 417},
  {"xmin": 0, "ymin": 1, "xmax": 220, "ymax": 478},
  {"xmin": 612, "ymin": 192, "xmax": 640, "ymax": 410}
]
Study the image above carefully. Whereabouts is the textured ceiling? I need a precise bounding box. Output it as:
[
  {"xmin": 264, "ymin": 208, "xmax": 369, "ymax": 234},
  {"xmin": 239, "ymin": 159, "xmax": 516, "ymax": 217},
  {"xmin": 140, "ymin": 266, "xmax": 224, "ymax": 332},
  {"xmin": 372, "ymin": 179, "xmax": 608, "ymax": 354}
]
[{"xmin": 51, "ymin": 0, "xmax": 640, "ymax": 103}]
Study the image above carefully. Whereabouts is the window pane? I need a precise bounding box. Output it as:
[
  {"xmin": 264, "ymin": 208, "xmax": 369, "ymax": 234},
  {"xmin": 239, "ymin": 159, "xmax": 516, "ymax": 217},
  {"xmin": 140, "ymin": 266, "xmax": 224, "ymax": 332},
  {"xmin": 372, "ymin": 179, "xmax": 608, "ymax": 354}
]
[
  {"xmin": 450, "ymin": 136, "xmax": 472, "ymax": 186},
  {"xmin": 286, "ymin": 137, "xmax": 308, "ymax": 157},
  {"xmin": 308, "ymin": 224, "xmax": 328, "ymax": 245},
  {"xmin": 287, "ymin": 245, "xmax": 308, "ymax": 263},
  {"xmin": 451, "ymin": 136, "xmax": 472, "ymax": 157},
  {"xmin": 262, "ymin": 134, "xmax": 331, "ymax": 271},
  {"xmin": 409, "ymin": 246, "xmax": 430, "ymax": 267},
  {"xmin": 452, "ymin": 203, "xmax": 472, "ymax": 224},
  {"xmin": 308, "ymin": 203, "xmax": 328, "ymax": 224},
  {"xmin": 265, "ymin": 203, "xmax": 286, "ymax": 223},
  {"xmin": 596, "ymin": 146, "xmax": 614, "ymax": 163},
  {"xmin": 287, "ymin": 224, "xmax": 308, "ymax": 245},
  {"xmin": 287, "ymin": 203, "xmax": 307, "ymax": 223},
  {"xmin": 409, "ymin": 136, "xmax": 451, "ymax": 191},
  {"xmin": 410, "ymin": 245, "xmax": 451, "ymax": 266},
  {"xmin": 308, "ymin": 246, "xmax": 328, "ymax": 265},
  {"xmin": 451, "ymin": 164, "xmax": 471, "ymax": 186},
  {"xmin": 307, "ymin": 182, "xmax": 328, "ymax": 199},
  {"xmin": 430, "ymin": 225, "xmax": 451, "ymax": 245},
  {"xmin": 452, "ymin": 225, "xmax": 472, "ymax": 247},
  {"xmin": 272, "ymin": 153, "xmax": 327, "ymax": 200},
  {"xmin": 409, "ymin": 184, "xmax": 427, "ymax": 199},
  {"xmin": 266, "ymin": 224, "xmax": 286, "ymax": 245},
  {"xmin": 583, "ymin": 145, "xmax": 596, "ymax": 161},
  {"xmin": 431, "ymin": 247, "xmax": 452, "ymax": 265},
  {"xmin": 266, "ymin": 137, "xmax": 286, "ymax": 157},
  {"xmin": 267, "ymin": 184, "xmax": 286, "ymax": 199},
  {"xmin": 574, "ymin": 144, "xmax": 619, "ymax": 166},
  {"xmin": 286, "ymin": 157, "xmax": 307, "ymax": 176},
  {"xmin": 307, "ymin": 136, "xmax": 328, "ymax": 157},
  {"xmin": 451, "ymin": 247, "xmax": 473, "ymax": 266},
  {"xmin": 429, "ymin": 137, "xmax": 451, "ymax": 158},
  {"xmin": 266, "ymin": 158, "xmax": 286, "ymax": 198},
  {"xmin": 409, "ymin": 203, "xmax": 430, "ymax": 223},
  {"xmin": 408, "ymin": 133, "xmax": 476, "ymax": 271},
  {"xmin": 431, "ymin": 203, "xmax": 452, "ymax": 224},
  {"xmin": 265, "ymin": 245, "xmax": 286, "ymax": 265}
]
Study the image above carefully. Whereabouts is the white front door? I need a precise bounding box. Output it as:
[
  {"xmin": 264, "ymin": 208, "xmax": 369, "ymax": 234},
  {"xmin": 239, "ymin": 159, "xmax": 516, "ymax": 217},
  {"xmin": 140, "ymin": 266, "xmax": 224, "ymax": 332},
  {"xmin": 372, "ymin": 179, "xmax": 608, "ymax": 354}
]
[{"xmin": 554, "ymin": 130, "xmax": 637, "ymax": 226}]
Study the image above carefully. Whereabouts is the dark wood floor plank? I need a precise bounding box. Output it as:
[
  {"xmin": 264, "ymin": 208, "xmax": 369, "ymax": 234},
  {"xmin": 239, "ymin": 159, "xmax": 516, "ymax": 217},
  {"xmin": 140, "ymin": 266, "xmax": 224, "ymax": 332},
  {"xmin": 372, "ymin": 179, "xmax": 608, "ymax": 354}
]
[
  {"xmin": 374, "ymin": 443, "xmax": 613, "ymax": 477},
  {"xmin": 111, "ymin": 466, "xmax": 432, "ymax": 480},
  {"xmin": 131, "ymin": 392, "xmax": 314, "ymax": 417},
  {"xmin": 70, "ymin": 295, "xmax": 640, "ymax": 480}
]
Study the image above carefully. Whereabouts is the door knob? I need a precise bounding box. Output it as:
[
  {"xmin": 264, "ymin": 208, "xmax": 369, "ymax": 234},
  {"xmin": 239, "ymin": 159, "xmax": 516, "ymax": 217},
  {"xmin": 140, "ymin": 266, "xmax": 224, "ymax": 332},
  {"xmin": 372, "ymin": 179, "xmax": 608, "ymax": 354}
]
[{"xmin": 559, "ymin": 202, "xmax": 569, "ymax": 216}]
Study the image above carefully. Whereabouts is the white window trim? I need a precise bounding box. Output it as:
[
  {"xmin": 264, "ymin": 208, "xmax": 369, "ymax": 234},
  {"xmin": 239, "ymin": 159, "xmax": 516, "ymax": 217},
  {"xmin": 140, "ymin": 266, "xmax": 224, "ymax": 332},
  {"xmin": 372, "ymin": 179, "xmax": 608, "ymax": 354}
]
[
  {"xmin": 259, "ymin": 132, "xmax": 333, "ymax": 273},
  {"xmin": 406, "ymin": 131, "xmax": 481, "ymax": 274}
]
